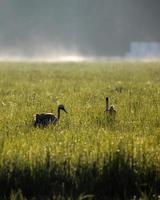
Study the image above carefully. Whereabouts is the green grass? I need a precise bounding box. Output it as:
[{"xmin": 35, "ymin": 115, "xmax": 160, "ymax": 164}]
[{"xmin": 0, "ymin": 61, "xmax": 160, "ymax": 199}]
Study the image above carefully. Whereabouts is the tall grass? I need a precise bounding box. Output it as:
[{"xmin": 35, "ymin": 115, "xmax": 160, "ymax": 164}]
[{"xmin": 0, "ymin": 61, "xmax": 160, "ymax": 199}]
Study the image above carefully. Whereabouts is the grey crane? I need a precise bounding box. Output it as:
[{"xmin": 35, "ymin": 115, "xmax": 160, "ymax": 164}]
[
  {"xmin": 105, "ymin": 97, "xmax": 116, "ymax": 116},
  {"xmin": 33, "ymin": 104, "xmax": 67, "ymax": 127}
]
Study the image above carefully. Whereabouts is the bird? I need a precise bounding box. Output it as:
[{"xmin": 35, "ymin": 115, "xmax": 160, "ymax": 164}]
[
  {"xmin": 105, "ymin": 97, "xmax": 116, "ymax": 116},
  {"xmin": 33, "ymin": 104, "xmax": 67, "ymax": 127}
]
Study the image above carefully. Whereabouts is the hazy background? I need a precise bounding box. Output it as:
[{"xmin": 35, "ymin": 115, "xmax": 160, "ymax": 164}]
[{"xmin": 0, "ymin": 0, "xmax": 160, "ymax": 60}]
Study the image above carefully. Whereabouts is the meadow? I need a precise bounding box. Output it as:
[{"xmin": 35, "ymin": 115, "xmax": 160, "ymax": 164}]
[{"xmin": 0, "ymin": 61, "xmax": 160, "ymax": 199}]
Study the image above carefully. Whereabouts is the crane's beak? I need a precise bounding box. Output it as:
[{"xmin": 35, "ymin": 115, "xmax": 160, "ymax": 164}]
[{"xmin": 63, "ymin": 108, "xmax": 67, "ymax": 113}]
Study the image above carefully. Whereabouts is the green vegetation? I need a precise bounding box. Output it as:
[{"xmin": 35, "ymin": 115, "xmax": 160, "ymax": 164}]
[{"xmin": 0, "ymin": 61, "xmax": 160, "ymax": 199}]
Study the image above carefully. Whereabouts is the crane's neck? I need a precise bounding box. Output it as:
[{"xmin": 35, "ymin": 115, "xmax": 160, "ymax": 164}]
[
  {"xmin": 106, "ymin": 97, "xmax": 109, "ymax": 111},
  {"xmin": 58, "ymin": 108, "xmax": 61, "ymax": 119}
]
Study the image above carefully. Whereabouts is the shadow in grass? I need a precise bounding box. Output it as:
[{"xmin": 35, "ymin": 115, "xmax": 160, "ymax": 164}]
[{"xmin": 0, "ymin": 151, "xmax": 159, "ymax": 199}]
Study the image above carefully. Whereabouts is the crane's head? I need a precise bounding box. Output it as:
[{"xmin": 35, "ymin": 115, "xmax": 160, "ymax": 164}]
[{"xmin": 58, "ymin": 104, "xmax": 67, "ymax": 113}]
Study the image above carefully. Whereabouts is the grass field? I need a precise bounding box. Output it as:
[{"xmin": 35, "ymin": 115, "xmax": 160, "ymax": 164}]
[{"xmin": 0, "ymin": 61, "xmax": 160, "ymax": 199}]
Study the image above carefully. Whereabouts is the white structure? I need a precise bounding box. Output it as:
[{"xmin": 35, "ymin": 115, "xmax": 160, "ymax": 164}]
[{"xmin": 126, "ymin": 42, "xmax": 160, "ymax": 58}]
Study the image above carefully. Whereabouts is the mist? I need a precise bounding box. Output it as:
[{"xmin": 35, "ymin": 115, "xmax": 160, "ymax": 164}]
[{"xmin": 0, "ymin": 0, "xmax": 160, "ymax": 61}]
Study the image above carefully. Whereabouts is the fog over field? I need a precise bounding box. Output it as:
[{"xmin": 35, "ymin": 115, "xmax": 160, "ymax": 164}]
[{"xmin": 0, "ymin": 0, "xmax": 160, "ymax": 61}]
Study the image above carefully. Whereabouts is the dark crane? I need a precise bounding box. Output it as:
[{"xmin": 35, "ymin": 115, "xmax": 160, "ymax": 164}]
[
  {"xmin": 34, "ymin": 104, "xmax": 67, "ymax": 127},
  {"xmin": 105, "ymin": 97, "xmax": 116, "ymax": 116}
]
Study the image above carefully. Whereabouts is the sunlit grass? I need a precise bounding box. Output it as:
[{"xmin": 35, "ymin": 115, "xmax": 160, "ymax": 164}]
[{"xmin": 0, "ymin": 61, "xmax": 160, "ymax": 199}]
